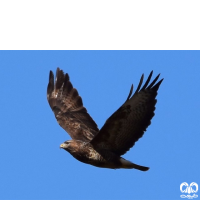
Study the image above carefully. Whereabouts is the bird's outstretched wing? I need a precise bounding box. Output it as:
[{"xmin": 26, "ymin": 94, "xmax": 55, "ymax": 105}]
[
  {"xmin": 47, "ymin": 68, "xmax": 99, "ymax": 142},
  {"xmin": 91, "ymin": 71, "xmax": 163, "ymax": 156}
]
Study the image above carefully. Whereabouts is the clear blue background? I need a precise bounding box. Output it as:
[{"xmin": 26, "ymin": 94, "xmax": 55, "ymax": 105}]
[{"xmin": 0, "ymin": 51, "xmax": 199, "ymax": 200}]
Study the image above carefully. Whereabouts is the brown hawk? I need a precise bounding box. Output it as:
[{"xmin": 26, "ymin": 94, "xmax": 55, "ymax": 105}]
[{"xmin": 47, "ymin": 68, "xmax": 163, "ymax": 171}]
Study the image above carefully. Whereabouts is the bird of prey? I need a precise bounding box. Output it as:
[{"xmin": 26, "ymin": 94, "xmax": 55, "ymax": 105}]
[{"xmin": 47, "ymin": 68, "xmax": 163, "ymax": 171}]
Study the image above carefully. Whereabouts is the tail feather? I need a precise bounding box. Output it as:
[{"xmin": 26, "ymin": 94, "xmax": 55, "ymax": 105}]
[{"xmin": 120, "ymin": 158, "xmax": 149, "ymax": 171}]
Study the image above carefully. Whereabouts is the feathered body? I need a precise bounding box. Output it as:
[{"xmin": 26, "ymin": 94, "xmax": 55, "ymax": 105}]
[{"xmin": 47, "ymin": 68, "xmax": 163, "ymax": 171}]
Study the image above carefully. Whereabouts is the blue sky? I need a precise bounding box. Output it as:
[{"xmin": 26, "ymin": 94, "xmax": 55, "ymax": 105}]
[{"xmin": 0, "ymin": 51, "xmax": 199, "ymax": 200}]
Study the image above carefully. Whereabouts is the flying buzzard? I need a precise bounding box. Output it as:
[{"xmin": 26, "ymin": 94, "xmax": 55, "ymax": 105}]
[{"xmin": 47, "ymin": 68, "xmax": 163, "ymax": 171}]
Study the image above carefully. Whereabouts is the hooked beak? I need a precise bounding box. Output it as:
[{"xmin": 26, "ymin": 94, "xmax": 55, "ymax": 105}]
[{"xmin": 60, "ymin": 143, "xmax": 65, "ymax": 149}]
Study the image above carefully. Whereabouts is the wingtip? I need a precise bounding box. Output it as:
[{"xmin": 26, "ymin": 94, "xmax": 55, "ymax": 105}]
[
  {"xmin": 56, "ymin": 67, "xmax": 64, "ymax": 78},
  {"xmin": 134, "ymin": 73, "xmax": 144, "ymax": 94},
  {"xmin": 55, "ymin": 67, "xmax": 65, "ymax": 90},
  {"xmin": 49, "ymin": 70, "xmax": 54, "ymax": 81},
  {"xmin": 126, "ymin": 84, "xmax": 133, "ymax": 101},
  {"xmin": 47, "ymin": 70, "xmax": 54, "ymax": 96},
  {"xmin": 56, "ymin": 67, "xmax": 61, "ymax": 72},
  {"xmin": 151, "ymin": 77, "xmax": 164, "ymax": 91}
]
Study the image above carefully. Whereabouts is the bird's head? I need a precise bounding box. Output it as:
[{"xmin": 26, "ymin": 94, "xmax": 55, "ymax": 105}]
[{"xmin": 60, "ymin": 140, "xmax": 80, "ymax": 153}]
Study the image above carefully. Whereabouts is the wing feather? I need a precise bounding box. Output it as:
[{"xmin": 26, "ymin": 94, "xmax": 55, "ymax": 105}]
[
  {"xmin": 126, "ymin": 84, "xmax": 133, "ymax": 101},
  {"xmin": 91, "ymin": 71, "xmax": 163, "ymax": 156},
  {"xmin": 47, "ymin": 68, "xmax": 99, "ymax": 142}
]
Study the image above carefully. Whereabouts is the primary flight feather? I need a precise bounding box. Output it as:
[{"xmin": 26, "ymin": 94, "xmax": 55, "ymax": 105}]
[{"xmin": 47, "ymin": 68, "xmax": 163, "ymax": 171}]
